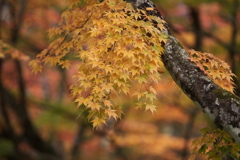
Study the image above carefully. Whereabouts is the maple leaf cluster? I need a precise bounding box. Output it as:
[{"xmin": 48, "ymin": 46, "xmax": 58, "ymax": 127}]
[
  {"xmin": 189, "ymin": 49, "xmax": 235, "ymax": 93},
  {"xmin": 29, "ymin": 0, "xmax": 167, "ymax": 127},
  {"xmin": 189, "ymin": 128, "xmax": 240, "ymax": 160}
]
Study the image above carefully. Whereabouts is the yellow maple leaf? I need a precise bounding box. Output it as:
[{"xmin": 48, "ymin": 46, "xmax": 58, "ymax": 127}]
[
  {"xmin": 60, "ymin": 60, "xmax": 71, "ymax": 69},
  {"xmin": 145, "ymin": 103, "xmax": 156, "ymax": 114},
  {"xmin": 87, "ymin": 102, "xmax": 101, "ymax": 111},
  {"xmin": 29, "ymin": 60, "xmax": 43, "ymax": 74},
  {"xmin": 105, "ymin": 109, "xmax": 118, "ymax": 120},
  {"xmin": 101, "ymin": 83, "xmax": 114, "ymax": 93},
  {"xmin": 103, "ymin": 100, "xmax": 113, "ymax": 108},
  {"xmin": 91, "ymin": 117, "xmax": 106, "ymax": 129}
]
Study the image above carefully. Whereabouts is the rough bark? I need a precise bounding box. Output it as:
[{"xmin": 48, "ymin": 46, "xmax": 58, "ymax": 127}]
[{"xmin": 128, "ymin": 0, "xmax": 240, "ymax": 144}]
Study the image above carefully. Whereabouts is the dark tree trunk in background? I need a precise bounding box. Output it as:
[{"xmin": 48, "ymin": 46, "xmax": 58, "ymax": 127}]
[
  {"xmin": 0, "ymin": 0, "xmax": 61, "ymax": 159},
  {"xmin": 229, "ymin": 0, "xmax": 240, "ymax": 96}
]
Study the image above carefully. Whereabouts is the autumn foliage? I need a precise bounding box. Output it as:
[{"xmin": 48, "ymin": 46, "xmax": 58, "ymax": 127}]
[
  {"xmin": 189, "ymin": 49, "xmax": 235, "ymax": 93},
  {"xmin": 30, "ymin": 0, "xmax": 168, "ymax": 127},
  {"xmin": 1, "ymin": 0, "xmax": 240, "ymax": 159},
  {"xmin": 29, "ymin": 0, "xmax": 237, "ymax": 129}
]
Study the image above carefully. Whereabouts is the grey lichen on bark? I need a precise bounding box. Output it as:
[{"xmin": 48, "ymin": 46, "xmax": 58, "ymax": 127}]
[{"xmin": 128, "ymin": 0, "xmax": 240, "ymax": 144}]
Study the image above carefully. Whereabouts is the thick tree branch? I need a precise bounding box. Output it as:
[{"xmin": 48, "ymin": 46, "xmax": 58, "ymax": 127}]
[
  {"xmin": 128, "ymin": 0, "xmax": 240, "ymax": 144},
  {"xmin": 163, "ymin": 36, "xmax": 240, "ymax": 144}
]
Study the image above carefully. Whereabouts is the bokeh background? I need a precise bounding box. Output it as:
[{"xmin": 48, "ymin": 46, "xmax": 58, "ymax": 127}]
[{"xmin": 0, "ymin": 0, "xmax": 239, "ymax": 160}]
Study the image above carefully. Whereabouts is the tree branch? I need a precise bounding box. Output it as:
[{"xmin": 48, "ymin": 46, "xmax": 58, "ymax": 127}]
[
  {"xmin": 128, "ymin": 0, "xmax": 240, "ymax": 145},
  {"xmin": 163, "ymin": 36, "xmax": 240, "ymax": 144}
]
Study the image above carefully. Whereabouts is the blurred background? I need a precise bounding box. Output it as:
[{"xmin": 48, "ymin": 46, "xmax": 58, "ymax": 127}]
[{"xmin": 0, "ymin": 0, "xmax": 239, "ymax": 160}]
